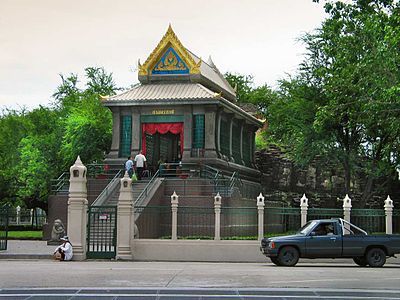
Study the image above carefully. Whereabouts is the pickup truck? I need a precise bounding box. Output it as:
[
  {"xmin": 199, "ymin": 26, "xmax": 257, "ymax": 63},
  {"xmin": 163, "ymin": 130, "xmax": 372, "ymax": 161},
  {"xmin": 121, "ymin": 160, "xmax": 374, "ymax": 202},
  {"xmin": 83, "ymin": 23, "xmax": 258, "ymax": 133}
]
[{"xmin": 260, "ymin": 218, "xmax": 400, "ymax": 267}]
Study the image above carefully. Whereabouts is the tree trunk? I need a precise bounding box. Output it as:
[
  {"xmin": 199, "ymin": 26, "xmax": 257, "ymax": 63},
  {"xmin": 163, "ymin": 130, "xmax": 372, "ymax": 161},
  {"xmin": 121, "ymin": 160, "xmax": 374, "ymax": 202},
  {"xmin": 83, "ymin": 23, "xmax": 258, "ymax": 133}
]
[{"xmin": 343, "ymin": 157, "xmax": 351, "ymax": 195}]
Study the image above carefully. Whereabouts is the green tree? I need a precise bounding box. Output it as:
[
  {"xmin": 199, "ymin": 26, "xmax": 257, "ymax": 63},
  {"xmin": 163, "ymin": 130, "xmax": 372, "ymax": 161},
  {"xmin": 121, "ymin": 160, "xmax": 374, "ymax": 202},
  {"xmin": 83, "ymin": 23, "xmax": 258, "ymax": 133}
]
[
  {"xmin": 54, "ymin": 67, "xmax": 119, "ymax": 168},
  {"xmin": 267, "ymin": 0, "xmax": 400, "ymax": 205}
]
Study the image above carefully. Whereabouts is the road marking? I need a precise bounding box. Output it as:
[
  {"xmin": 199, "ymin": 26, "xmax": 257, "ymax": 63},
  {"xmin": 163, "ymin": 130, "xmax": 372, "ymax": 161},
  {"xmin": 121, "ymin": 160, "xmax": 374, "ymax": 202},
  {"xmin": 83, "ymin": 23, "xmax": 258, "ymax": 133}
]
[{"xmin": 268, "ymin": 278, "xmax": 360, "ymax": 284}]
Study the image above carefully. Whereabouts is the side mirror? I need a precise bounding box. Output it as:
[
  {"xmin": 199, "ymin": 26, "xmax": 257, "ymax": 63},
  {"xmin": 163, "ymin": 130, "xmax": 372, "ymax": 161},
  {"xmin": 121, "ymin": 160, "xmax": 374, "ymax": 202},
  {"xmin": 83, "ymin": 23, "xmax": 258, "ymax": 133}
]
[{"xmin": 309, "ymin": 232, "xmax": 316, "ymax": 237}]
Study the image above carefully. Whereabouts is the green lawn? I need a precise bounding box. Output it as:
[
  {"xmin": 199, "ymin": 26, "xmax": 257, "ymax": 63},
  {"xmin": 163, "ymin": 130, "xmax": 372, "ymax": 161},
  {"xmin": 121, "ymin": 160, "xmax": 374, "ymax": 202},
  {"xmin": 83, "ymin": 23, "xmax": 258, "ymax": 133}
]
[{"xmin": 7, "ymin": 231, "xmax": 43, "ymax": 239}]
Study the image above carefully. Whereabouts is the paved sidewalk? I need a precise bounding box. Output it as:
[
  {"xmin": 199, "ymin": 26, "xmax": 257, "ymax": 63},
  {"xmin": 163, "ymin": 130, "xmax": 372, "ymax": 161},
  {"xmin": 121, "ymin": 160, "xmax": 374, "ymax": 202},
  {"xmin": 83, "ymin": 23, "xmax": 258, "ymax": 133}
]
[
  {"xmin": 1, "ymin": 240, "xmax": 400, "ymax": 264},
  {"xmin": 0, "ymin": 240, "xmax": 55, "ymax": 259}
]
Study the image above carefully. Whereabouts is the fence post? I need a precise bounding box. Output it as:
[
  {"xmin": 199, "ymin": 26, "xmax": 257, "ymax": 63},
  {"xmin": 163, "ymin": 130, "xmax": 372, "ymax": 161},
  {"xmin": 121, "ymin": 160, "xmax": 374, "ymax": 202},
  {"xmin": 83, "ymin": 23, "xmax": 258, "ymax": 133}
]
[
  {"xmin": 342, "ymin": 194, "xmax": 352, "ymax": 234},
  {"xmin": 384, "ymin": 195, "xmax": 394, "ymax": 234},
  {"xmin": 214, "ymin": 193, "xmax": 222, "ymax": 240},
  {"xmin": 257, "ymin": 193, "xmax": 265, "ymax": 241},
  {"xmin": 67, "ymin": 156, "xmax": 88, "ymax": 260},
  {"xmin": 116, "ymin": 172, "xmax": 133, "ymax": 260},
  {"xmin": 171, "ymin": 191, "xmax": 179, "ymax": 240},
  {"xmin": 16, "ymin": 206, "xmax": 21, "ymax": 225},
  {"xmin": 300, "ymin": 194, "xmax": 308, "ymax": 227}
]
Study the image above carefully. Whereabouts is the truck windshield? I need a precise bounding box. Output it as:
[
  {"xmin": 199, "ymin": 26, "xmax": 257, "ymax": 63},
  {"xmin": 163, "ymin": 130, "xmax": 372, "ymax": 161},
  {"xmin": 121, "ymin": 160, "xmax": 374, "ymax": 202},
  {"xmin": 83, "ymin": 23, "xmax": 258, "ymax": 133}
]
[{"xmin": 297, "ymin": 221, "xmax": 318, "ymax": 235}]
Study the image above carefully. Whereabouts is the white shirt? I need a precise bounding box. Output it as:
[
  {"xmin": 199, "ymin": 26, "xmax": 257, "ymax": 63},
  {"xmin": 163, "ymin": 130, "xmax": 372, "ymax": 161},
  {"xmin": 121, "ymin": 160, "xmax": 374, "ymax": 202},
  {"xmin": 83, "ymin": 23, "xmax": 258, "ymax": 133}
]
[
  {"xmin": 134, "ymin": 154, "xmax": 147, "ymax": 168},
  {"xmin": 54, "ymin": 242, "xmax": 73, "ymax": 261}
]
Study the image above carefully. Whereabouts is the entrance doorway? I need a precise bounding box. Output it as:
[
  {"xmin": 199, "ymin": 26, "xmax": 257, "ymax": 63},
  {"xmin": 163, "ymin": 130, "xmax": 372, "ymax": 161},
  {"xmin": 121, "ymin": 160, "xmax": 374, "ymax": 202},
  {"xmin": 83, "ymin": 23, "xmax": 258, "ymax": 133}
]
[
  {"xmin": 142, "ymin": 122, "xmax": 184, "ymax": 173},
  {"xmin": 145, "ymin": 132, "xmax": 181, "ymax": 171}
]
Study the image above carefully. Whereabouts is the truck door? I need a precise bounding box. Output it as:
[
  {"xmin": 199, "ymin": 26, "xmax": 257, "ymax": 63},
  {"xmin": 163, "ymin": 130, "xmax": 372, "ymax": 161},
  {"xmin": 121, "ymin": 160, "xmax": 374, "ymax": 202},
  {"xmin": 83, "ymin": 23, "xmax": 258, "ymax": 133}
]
[{"xmin": 305, "ymin": 221, "xmax": 342, "ymax": 258}]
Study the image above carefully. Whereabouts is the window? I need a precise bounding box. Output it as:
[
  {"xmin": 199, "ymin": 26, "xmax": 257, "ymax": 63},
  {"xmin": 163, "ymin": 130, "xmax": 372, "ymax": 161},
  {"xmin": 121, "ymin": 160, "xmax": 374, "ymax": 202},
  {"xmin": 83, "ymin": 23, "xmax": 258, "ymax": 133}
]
[
  {"xmin": 192, "ymin": 115, "xmax": 205, "ymax": 149},
  {"xmin": 119, "ymin": 115, "xmax": 132, "ymax": 158},
  {"xmin": 311, "ymin": 222, "xmax": 336, "ymax": 236}
]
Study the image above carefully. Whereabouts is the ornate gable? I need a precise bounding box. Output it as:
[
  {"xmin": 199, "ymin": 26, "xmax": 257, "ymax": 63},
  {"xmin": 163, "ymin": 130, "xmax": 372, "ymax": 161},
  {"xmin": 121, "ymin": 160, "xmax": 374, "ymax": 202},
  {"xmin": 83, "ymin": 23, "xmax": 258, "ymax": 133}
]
[{"xmin": 138, "ymin": 25, "xmax": 201, "ymax": 76}]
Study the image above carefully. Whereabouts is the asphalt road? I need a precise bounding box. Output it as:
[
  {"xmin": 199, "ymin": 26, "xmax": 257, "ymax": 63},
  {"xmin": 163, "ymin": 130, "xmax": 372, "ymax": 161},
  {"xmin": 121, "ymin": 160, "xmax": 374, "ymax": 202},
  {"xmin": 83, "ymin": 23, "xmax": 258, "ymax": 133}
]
[{"xmin": 0, "ymin": 260, "xmax": 399, "ymax": 290}]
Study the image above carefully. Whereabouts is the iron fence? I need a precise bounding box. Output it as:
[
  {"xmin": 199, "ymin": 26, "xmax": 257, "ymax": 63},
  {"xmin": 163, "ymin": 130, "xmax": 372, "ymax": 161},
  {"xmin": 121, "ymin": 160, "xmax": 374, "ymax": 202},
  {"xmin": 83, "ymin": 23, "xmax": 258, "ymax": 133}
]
[
  {"xmin": 221, "ymin": 207, "xmax": 257, "ymax": 239},
  {"xmin": 8, "ymin": 207, "xmax": 46, "ymax": 228},
  {"xmin": 177, "ymin": 206, "xmax": 214, "ymax": 239},
  {"xmin": 135, "ymin": 205, "xmax": 171, "ymax": 239},
  {"xmin": 392, "ymin": 209, "xmax": 400, "ymax": 234},
  {"xmin": 351, "ymin": 209, "xmax": 385, "ymax": 234},
  {"xmin": 308, "ymin": 208, "xmax": 343, "ymax": 221},
  {"xmin": 265, "ymin": 207, "xmax": 301, "ymax": 233},
  {"xmin": 0, "ymin": 206, "xmax": 9, "ymax": 251}
]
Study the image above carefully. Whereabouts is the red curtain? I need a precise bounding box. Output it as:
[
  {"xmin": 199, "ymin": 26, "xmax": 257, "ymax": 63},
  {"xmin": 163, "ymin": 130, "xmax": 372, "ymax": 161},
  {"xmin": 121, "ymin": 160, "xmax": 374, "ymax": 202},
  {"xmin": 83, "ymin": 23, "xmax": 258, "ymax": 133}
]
[{"xmin": 141, "ymin": 123, "xmax": 184, "ymax": 156}]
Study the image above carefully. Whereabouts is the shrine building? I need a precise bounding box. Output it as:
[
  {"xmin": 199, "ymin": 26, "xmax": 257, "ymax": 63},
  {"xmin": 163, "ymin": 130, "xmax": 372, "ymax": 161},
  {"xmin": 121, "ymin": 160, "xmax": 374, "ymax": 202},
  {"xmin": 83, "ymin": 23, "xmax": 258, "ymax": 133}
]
[{"xmin": 102, "ymin": 26, "xmax": 263, "ymax": 181}]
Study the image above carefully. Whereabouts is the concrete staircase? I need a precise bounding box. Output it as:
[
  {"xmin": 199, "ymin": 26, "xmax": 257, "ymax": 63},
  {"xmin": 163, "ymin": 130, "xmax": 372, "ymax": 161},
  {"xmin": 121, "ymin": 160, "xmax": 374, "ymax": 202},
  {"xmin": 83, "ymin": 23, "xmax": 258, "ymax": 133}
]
[{"xmin": 101, "ymin": 179, "xmax": 151, "ymax": 207}]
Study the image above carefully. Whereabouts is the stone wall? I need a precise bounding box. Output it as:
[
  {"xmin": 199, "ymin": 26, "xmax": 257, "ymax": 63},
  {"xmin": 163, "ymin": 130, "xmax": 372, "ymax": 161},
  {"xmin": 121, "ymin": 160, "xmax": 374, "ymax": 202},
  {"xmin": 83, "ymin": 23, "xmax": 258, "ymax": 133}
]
[{"xmin": 255, "ymin": 145, "xmax": 400, "ymax": 208}]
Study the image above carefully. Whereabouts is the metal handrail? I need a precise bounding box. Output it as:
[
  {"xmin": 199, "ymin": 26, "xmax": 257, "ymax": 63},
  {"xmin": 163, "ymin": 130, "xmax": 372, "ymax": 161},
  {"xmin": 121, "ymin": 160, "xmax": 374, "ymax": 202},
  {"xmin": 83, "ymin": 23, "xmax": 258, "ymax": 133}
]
[
  {"xmin": 91, "ymin": 170, "xmax": 123, "ymax": 206},
  {"xmin": 135, "ymin": 169, "xmax": 160, "ymax": 207},
  {"xmin": 51, "ymin": 172, "xmax": 69, "ymax": 193}
]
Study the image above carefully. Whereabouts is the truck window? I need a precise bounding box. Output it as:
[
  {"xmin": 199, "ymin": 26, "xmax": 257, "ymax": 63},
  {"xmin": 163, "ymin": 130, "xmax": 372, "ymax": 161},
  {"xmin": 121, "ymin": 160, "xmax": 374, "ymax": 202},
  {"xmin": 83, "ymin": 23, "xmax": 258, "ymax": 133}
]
[{"xmin": 312, "ymin": 222, "xmax": 336, "ymax": 236}]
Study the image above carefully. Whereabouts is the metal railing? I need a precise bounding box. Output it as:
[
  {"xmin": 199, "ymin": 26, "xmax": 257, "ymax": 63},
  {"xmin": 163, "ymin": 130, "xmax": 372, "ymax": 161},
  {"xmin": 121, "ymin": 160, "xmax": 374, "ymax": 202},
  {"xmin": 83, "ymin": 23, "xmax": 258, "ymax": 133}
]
[
  {"xmin": 91, "ymin": 170, "xmax": 123, "ymax": 207},
  {"xmin": 135, "ymin": 170, "xmax": 160, "ymax": 207},
  {"xmin": 51, "ymin": 163, "xmax": 123, "ymax": 194},
  {"xmin": 51, "ymin": 172, "xmax": 69, "ymax": 194},
  {"xmin": 0, "ymin": 206, "xmax": 9, "ymax": 250}
]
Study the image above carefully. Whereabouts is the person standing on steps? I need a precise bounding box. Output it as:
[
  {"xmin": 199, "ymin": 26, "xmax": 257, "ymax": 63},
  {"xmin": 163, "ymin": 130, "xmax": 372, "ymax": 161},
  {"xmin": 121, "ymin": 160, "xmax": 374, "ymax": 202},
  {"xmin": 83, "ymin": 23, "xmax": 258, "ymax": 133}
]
[
  {"xmin": 125, "ymin": 156, "xmax": 134, "ymax": 178},
  {"xmin": 134, "ymin": 150, "xmax": 147, "ymax": 180}
]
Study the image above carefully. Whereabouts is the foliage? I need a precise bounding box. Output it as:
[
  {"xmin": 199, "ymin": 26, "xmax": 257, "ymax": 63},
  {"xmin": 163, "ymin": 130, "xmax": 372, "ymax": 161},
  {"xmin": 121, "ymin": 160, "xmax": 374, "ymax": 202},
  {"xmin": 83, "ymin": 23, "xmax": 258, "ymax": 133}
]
[
  {"xmin": 0, "ymin": 67, "xmax": 118, "ymax": 210},
  {"xmin": 7, "ymin": 231, "xmax": 43, "ymax": 240},
  {"xmin": 267, "ymin": 0, "xmax": 400, "ymax": 204},
  {"xmin": 224, "ymin": 72, "xmax": 278, "ymax": 113}
]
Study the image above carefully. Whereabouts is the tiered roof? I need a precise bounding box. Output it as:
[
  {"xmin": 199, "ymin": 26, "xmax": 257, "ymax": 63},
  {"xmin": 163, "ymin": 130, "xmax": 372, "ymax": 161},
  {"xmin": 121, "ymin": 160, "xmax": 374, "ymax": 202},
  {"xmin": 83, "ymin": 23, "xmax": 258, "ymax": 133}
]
[{"xmin": 103, "ymin": 25, "xmax": 262, "ymax": 126}]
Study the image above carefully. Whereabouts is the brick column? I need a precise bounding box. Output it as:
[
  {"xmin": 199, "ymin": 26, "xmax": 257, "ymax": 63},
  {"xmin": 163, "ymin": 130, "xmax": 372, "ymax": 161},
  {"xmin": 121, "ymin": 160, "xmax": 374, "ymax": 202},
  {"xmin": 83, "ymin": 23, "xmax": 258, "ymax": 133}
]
[
  {"xmin": 214, "ymin": 193, "xmax": 222, "ymax": 240},
  {"xmin": 67, "ymin": 156, "xmax": 88, "ymax": 260},
  {"xmin": 116, "ymin": 172, "xmax": 134, "ymax": 260},
  {"xmin": 384, "ymin": 195, "xmax": 394, "ymax": 234},
  {"xmin": 171, "ymin": 191, "xmax": 179, "ymax": 240},
  {"xmin": 300, "ymin": 194, "xmax": 309, "ymax": 227},
  {"xmin": 257, "ymin": 193, "xmax": 265, "ymax": 241}
]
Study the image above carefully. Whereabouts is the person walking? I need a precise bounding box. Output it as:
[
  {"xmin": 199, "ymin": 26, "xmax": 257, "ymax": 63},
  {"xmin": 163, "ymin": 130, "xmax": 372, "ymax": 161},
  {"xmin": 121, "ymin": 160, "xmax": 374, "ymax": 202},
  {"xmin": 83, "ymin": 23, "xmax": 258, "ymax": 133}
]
[
  {"xmin": 125, "ymin": 156, "xmax": 134, "ymax": 178},
  {"xmin": 134, "ymin": 150, "xmax": 147, "ymax": 180}
]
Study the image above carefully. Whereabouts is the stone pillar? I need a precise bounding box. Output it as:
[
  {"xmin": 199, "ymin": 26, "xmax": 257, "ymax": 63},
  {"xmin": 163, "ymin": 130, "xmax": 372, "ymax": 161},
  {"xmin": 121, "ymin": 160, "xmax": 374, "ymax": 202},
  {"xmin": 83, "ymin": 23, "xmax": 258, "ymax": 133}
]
[
  {"xmin": 109, "ymin": 108, "xmax": 120, "ymax": 158},
  {"xmin": 214, "ymin": 193, "xmax": 222, "ymax": 240},
  {"xmin": 182, "ymin": 109, "xmax": 193, "ymax": 159},
  {"xmin": 227, "ymin": 114, "xmax": 234, "ymax": 162},
  {"xmin": 384, "ymin": 195, "xmax": 394, "ymax": 235},
  {"xmin": 171, "ymin": 191, "xmax": 179, "ymax": 240},
  {"xmin": 239, "ymin": 120, "xmax": 244, "ymax": 165},
  {"xmin": 216, "ymin": 110, "xmax": 221, "ymax": 157},
  {"xmin": 16, "ymin": 206, "xmax": 21, "ymax": 225},
  {"xmin": 343, "ymin": 194, "xmax": 352, "ymax": 234},
  {"xmin": 131, "ymin": 109, "xmax": 141, "ymax": 155},
  {"xmin": 257, "ymin": 193, "xmax": 265, "ymax": 241},
  {"xmin": 250, "ymin": 129, "xmax": 256, "ymax": 167},
  {"xmin": 204, "ymin": 109, "xmax": 217, "ymax": 158},
  {"xmin": 300, "ymin": 194, "xmax": 308, "ymax": 227},
  {"xmin": 116, "ymin": 172, "xmax": 134, "ymax": 260},
  {"xmin": 68, "ymin": 156, "xmax": 88, "ymax": 260}
]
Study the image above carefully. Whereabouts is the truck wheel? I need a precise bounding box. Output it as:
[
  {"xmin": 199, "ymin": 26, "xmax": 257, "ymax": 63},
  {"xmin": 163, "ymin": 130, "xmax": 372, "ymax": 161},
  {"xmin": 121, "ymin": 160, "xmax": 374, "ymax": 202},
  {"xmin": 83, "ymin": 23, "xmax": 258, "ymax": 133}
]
[
  {"xmin": 277, "ymin": 246, "xmax": 299, "ymax": 267},
  {"xmin": 366, "ymin": 248, "xmax": 386, "ymax": 267},
  {"xmin": 270, "ymin": 257, "xmax": 281, "ymax": 266},
  {"xmin": 353, "ymin": 256, "xmax": 368, "ymax": 267}
]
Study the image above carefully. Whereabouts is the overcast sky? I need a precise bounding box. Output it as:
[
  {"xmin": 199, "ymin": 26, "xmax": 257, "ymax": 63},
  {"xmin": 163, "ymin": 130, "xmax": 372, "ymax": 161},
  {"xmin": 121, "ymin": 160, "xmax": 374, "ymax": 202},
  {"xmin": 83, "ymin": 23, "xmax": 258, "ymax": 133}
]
[{"xmin": 0, "ymin": 0, "xmax": 327, "ymax": 110}]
